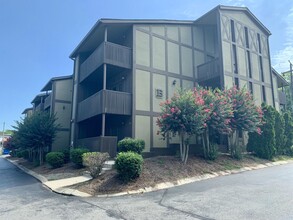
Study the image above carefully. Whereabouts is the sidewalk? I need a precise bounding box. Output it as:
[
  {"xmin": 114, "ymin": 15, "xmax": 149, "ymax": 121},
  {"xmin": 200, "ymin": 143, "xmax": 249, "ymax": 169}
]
[
  {"xmin": 4, "ymin": 156, "xmax": 92, "ymax": 197},
  {"xmin": 3, "ymin": 155, "xmax": 293, "ymax": 198}
]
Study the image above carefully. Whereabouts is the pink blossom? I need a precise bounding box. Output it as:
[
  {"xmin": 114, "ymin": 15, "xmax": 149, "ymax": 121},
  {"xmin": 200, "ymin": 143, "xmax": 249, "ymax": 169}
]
[
  {"xmin": 170, "ymin": 107, "xmax": 175, "ymax": 113},
  {"xmin": 257, "ymin": 127, "xmax": 262, "ymax": 135}
]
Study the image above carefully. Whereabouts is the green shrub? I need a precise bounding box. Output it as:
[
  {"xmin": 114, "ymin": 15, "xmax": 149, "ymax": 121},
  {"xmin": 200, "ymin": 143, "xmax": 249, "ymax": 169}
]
[
  {"xmin": 206, "ymin": 143, "xmax": 218, "ymax": 161},
  {"xmin": 115, "ymin": 151, "xmax": 143, "ymax": 182},
  {"xmin": 62, "ymin": 148, "xmax": 70, "ymax": 163},
  {"xmin": 118, "ymin": 138, "xmax": 145, "ymax": 154},
  {"xmin": 283, "ymin": 112, "xmax": 293, "ymax": 155},
  {"xmin": 70, "ymin": 148, "xmax": 89, "ymax": 167},
  {"xmin": 275, "ymin": 111, "xmax": 286, "ymax": 155},
  {"xmin": 247, "ymin": 104, "xmax": 276, "ymax": 160},
  {"xmin": 82, "ymin": 152, "xmax": 110, "ymax": 178},
  {"xmin": 16, "ymin": 150, "xmax": 29, "ymax": 159},
  {"xmin": 46, "ymin": 152, "xmax": 65, "ymax": 168}
]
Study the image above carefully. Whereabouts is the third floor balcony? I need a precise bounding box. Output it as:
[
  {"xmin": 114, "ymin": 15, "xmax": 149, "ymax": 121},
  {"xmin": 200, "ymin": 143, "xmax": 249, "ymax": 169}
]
[{"xmin": 79, "ymin": 41, "xmax": 132, "ymax": 82}]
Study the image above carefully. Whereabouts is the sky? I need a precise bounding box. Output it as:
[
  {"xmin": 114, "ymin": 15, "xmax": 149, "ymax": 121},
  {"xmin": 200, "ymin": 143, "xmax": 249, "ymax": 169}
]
[{"xmin": 0, "ymin": 0, "xmax": 293, "ymax": 130}]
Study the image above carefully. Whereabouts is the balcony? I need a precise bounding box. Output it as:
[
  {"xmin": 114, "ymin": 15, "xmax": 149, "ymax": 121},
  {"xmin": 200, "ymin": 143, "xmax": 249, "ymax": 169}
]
[
  {"xmin": 197, "ymin": 58, "xmax": 220, "ymax": 82},
  {"xmin": 44, "ymin": 93, "xmax": 52, "ymax": 110},
  {"xmin": 76, "ymin": 136, "xmax": 118, "ymax": 158},
  {"xmin": 35, "ymin": 103, "xmax": 44, "ymax": 112},
  {"xmin": 80, "ymin": 41, "xmax": 132, "ymax": 82},
  {"xmin": 77, "ymin": 90, "xmax": 132, "ymax": 122},
  {"xmin": 278, "ymin": 90, "xmax": 287, "ymax": 105}
]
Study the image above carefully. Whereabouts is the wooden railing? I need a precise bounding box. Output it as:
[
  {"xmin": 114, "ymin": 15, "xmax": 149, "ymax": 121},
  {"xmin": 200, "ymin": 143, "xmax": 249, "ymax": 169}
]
[
  {"xmin": 77, "ymin": 90, "xmax": 132, "ymax": 122},
  {"xmin": 79, "ymin": 41, "xmax": 132, "ymax": 82},
  {"xmin": 278, "ymin": 90, "xmax": 287, "ymax": 105},
  {"xmin": 35, "ymin": 103, "xmax": 44, "ymax": 112},
  {"xmin": 44, "ymin": 94, "xmax": 52, "ymax": 110},
  {"xmin": 76, "ymin": 136, "xmax": 118, "ymax": 158},
  {"xmin": 197, "ymin": 58, "xmax": 220, "ymax": 82}
]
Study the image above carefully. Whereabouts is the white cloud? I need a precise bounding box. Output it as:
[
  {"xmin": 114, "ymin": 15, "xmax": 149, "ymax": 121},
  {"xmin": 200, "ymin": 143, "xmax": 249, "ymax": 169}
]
[{"xmin": 272, "ymin": 6, "xmax": 293, "ymax": 73}]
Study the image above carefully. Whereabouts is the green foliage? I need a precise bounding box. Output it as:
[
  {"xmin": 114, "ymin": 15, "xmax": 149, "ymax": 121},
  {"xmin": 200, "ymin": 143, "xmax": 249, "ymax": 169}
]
[
  {"xmin": 157, "ymin": 89, "xmax": 208, "ymax": 163},
  {"xmin": 82, "ymin": 152, "xmax": 110, "ymax": 178},
  {"xmin": 15, "ymin": 150, "xmax": 29, "ymax": 159},
  {"xmin": 118, "ymin": 138, "xmax": 145, "ymax": 154},
  {"xmin": 70, "ymin": 148, "xmax": 89, "ymax": 167},
  {"xmin": 247, "ymin": 104, "xmax": 276, "ymax": 160},
  {"xmin": 62, "ymin": 148, "xmax": 70, "ymax": 163},
  {"xmin": 115, "ymin": 152, "xmax": 143, "ymax": 182},
  {"xmin": 225, "ymin": 86, "xmax": 263, "ymax": 159},
  {"xmin": 205, "ymin": 143, "xmax": 218, "ymax": 161},
  {"xmin": 283, "ymin": 112, "xmax": 293, "ymax": 155},
  {"xmin": 46, "ymin": 152, "xmax": 65, "ymax": 168},
  {"xmin": 12, "ymin": 112, "xmax": 59, "ymax": 164},
  {"xmin": 275, "ymin": 111, "xmax": 286, "ymax": 155}
]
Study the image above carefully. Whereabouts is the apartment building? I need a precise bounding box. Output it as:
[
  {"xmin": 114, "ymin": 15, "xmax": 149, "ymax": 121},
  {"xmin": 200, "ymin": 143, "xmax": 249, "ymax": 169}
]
[
  {"xmin": 24, "ymin": 75, "xmax": 73, "ymax": 151},
  {"xmin": 67, "ymin": 5, "xmax": 287, "ymax": 156}
]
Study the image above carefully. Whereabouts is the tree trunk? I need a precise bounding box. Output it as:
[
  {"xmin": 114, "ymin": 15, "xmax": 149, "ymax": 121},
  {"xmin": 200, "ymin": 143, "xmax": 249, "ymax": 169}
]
[
  {"xmin": 181, "ymin": 133, "xmax": 185, "ymax": 162},
  {"xmin": 184, "ymin": 143, "xmax": 189, "ymax": 164},
  {"xmin": 179, "ymin": 132, "xmax": 183, "ymax": 161}
]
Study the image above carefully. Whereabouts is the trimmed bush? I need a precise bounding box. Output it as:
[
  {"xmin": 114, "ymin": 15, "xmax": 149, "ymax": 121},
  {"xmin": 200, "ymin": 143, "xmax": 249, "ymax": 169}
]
[
  {"xmin": 82, "ymin": 152, "xmax": 110, "ymax": 178},
  {"xmin": 283, "ymin": 112, "xmax": 293, "ymax": 155},
  {"xmin": 115, "ymin": 151, "xmax": 143, "ymax": 182},
  {"xmin": 46, "ymin": 152, "xmax": 65, "ymax": 168},
  {"xmin": 62, "ymin": 148, "xmax": 70, "ymax": 163},
  {"xmin": 70, "ymin": 148, "xmax": 89, "ymax": 167},
  {"xmin": 118, "ymin": 138, "xmax": 145, "ymax": 154},
  {"xmin": 16, "ymin": 150, "xmax": 29, "ymax": 159}
]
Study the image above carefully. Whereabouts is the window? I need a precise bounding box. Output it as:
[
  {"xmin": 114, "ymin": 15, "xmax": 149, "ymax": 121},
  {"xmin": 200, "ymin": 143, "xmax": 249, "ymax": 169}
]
[
  {"xmin": 230, "ymin": 20, "xmax": 236, "ymax": 42},
  {"xmin": 247, "ymin": 51, "xmax": 252, "ymax": 78},
  {"xmin": 257, "ymin": 33, "xmax": 262, "ymax": 54},
  {"xmin": 232, "ymin": 45, "xmax": 238, "ymax": 74},
  {"xmin": 235, "ymin": 77, "xmax": 239, "ymax": 88},
  {"xmin": 244, "ymin": 27, "xmax": 249, "ymax": 48},
  {"xmin": 249, "ymin": 82, "xmax": 253, "ymax": 95},
  {"xmin": 259, "ymin": 56, "xmax": 264, "ymax": 82},
  {"xmin": 262, "ymin": 85, "xmax": 266, "ymax": 103}
]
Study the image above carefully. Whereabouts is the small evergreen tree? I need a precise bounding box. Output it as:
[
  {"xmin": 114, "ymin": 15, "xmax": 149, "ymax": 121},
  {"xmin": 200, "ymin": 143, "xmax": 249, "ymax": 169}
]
[
  {"xmin": 12, "ymin": 112, "xmax": 59, "ymax": 165},
  {"xmin": 247, "ymin": 104, "xmax": 276, "ymax": 159},
  {"xmin": 283, "ymin": 111, "xmax": 293, "ymax": 155},
  {"xmin": 275, "ymin": 111, "xmax": 286, "ymax": 155}
]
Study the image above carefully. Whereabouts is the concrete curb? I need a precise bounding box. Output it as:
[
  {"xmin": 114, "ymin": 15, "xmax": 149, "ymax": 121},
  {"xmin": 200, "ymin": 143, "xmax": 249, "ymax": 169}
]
[
  {"xmin": 4, "ymin": 156, "xmax": 293, "ymax": 198},
  {"xmin": 94, "ymin": 159, "xmax": 293, "ymax": 198},
  {"xmin": 4, "ymin": 157, "xmax": 92, "ymax": 198}
]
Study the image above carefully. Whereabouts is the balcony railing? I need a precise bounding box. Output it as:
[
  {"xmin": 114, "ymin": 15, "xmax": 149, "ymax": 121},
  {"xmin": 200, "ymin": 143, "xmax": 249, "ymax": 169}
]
[
  {"xmin": 278, "ymin": 90, "xmax": 287, "ymax": 105},
  {"xmin": 76, "ymin": 136, "xmax": 118, "ymax": 158},
  {"xmin": 79, "ymin": 41, "xmax": 132, "ymax": 82},
  {"xmin": 197, "ymin": 58, "xmax": 220, "ymax": 82},
  {"xmin": 44, "ymin": 94, "xmax": 52, "ymax": 110},
  {"xmin": 77, "ymin": 90, "xmax": 132, "ymax": 122},
  {"xmin": 77, "ymin": 136, "xmax": 117, "ymax": 157},
  {"xmin": 35, "ymin": 103, "xmax": 44, "ymax": 112}
]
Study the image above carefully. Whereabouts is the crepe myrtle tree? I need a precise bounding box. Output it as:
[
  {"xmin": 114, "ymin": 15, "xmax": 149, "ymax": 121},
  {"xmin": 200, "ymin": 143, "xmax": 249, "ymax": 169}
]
[
  {"xmin": 224, "ymin": 86, "xmax": 263, "ymax": 158},
  {"xmin": 201, "ymin": 87, "xmax": 233, "ymax": 159},
  {"xmin": 157, "ymin": 89, "xmax": 208, "ymax": 164}
]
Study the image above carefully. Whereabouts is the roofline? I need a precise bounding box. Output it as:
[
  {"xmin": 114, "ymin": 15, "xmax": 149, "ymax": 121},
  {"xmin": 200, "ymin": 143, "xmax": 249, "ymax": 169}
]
[
  {"xmin": 272, "ymin": 67, "xmax": 289, "ymax": 86},
  {"xmin": 22, "ymin": 107, "xmax": 33, "ymax": 114},
  {"xmin": 41, "ymin": 75, "xmax": 72, "ymax": 92},
  {"xmin": 218, "ymin": 5, "xmax": 271, "ymax": 35},
  {"xmin": 31, "ymin": 93, "xmax": 48, "ymax": 104},
  {"xmin": 69, "ymin": 19, "xmax": 194, "ymax": 59}
]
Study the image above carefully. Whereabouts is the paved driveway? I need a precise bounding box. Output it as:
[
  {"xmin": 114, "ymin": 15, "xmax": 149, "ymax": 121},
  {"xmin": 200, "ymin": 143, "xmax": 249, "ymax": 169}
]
[{"xmin": 1, "ymin": 156, "xmax": 293, "ymax": 220}]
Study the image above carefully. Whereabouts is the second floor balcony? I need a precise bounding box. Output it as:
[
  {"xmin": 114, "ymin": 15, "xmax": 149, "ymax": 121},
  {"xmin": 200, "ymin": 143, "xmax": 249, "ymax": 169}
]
[
  {"xmin": 80, "ymin": 41, "xmax": 132, "ymax": 82},
  {"xmin": 197, "ymin": 58, "xmax": 220, "ymax": 83},
  {"xmin": 77, "ymin": 90, "xmax": 132, "ymax": 122},
  {"xmin": 35, "ymin": 103, "xmax": 44, "ymax": 112}
]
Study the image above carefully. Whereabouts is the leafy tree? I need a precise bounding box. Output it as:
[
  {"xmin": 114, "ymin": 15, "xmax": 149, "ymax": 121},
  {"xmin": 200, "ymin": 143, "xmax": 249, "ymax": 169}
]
[
  {"xmin": 12, "ymin": 112, "xmax": 59, "ymax": 165},
  {"xmin": 157, "ymin": 89, "xmax": 207, "ymax": 163},
  {"xmin": 201, "ymin": 88, "xmax": 233, "ymax": 160},
  {"xmin": 225, "ymin": 86, "xmax": 263, "ymax": 159}
]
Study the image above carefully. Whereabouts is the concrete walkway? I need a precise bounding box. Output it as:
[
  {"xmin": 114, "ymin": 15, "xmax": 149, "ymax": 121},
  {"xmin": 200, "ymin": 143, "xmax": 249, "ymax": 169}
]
[{"xmin": 3, "ymin": 155, "xmax": 293, "ymax": 198}]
